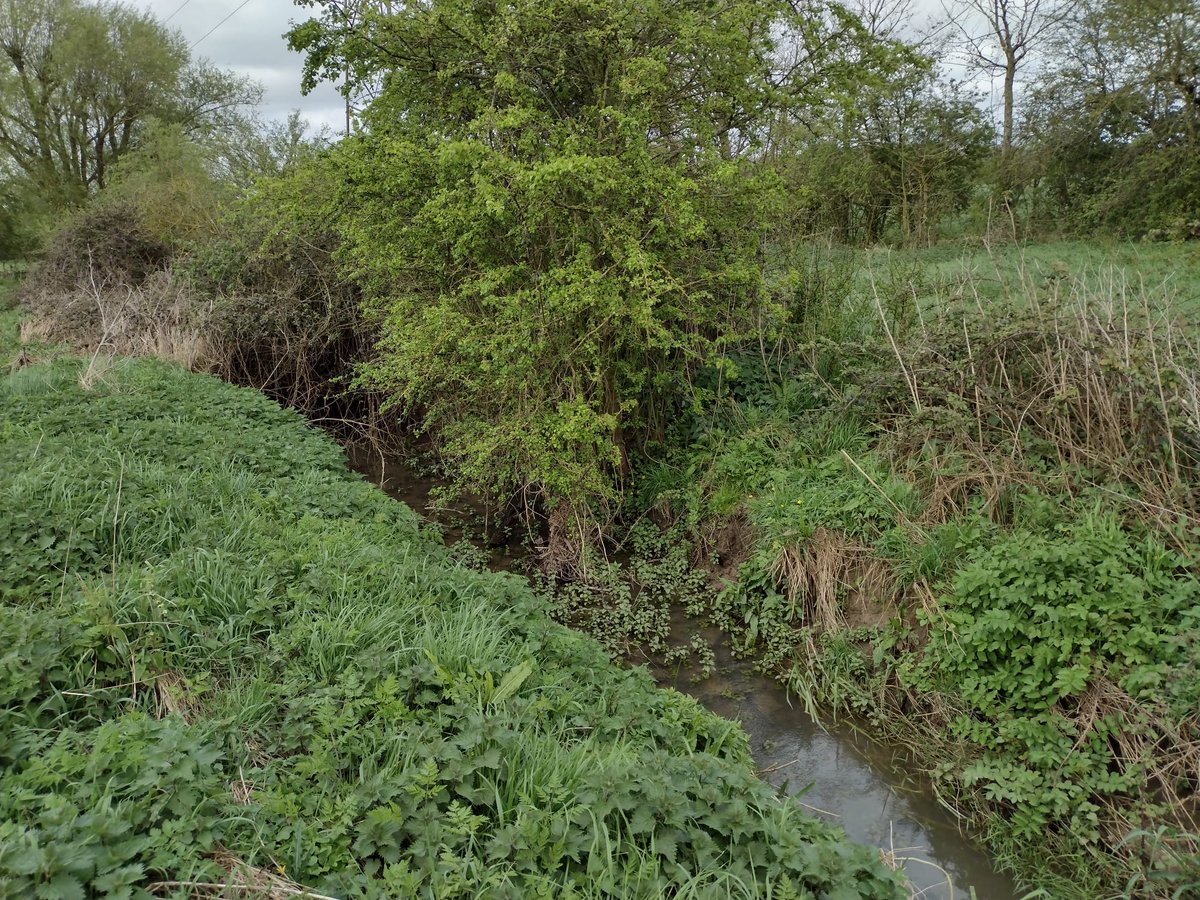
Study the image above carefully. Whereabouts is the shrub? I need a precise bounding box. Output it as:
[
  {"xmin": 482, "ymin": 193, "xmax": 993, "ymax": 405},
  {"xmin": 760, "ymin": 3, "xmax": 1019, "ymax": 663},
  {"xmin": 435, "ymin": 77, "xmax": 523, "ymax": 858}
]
[{"xmin": 911, "ymin": 515, "xmax": 1200, "ymax": 843}]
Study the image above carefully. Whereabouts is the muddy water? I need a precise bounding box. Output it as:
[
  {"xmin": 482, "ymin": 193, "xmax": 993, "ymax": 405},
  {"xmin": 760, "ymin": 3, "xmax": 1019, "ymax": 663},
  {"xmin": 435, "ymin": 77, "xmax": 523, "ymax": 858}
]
[
  {"xmin": 654, "ymin": 626, "xmax": 1019, "ymax": 900},
  {"xmin": 346, "ymin": 444, "xmax": 529, "ymax": 572},
  {"xmin": 347, "ymin": 447, "xmax": 1019, "ymax": 900}
]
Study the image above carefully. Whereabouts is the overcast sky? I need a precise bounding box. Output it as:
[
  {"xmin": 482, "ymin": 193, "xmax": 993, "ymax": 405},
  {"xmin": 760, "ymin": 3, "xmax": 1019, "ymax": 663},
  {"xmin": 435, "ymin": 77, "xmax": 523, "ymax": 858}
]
[{"xmin": 140, "ymin": 0, "xmax": 346, "ymax": 130}]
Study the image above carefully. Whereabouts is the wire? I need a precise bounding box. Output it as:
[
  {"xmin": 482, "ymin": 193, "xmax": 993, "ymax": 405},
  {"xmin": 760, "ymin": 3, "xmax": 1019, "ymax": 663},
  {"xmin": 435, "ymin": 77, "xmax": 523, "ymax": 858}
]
[
  {"xmin": 189, "ymin": 0, "xmax": 255, "ymax": 50},
  {"xmin": 162, "ymin": 0, "xmax": 194, "ymax": 25}
]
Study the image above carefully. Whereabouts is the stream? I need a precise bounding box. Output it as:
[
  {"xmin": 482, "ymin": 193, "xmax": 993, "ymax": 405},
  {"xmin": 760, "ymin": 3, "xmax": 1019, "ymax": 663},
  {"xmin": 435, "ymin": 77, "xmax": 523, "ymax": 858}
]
[{"xmin": 347, "ymin": 446, "xmax": 1020, "ymax": 900}]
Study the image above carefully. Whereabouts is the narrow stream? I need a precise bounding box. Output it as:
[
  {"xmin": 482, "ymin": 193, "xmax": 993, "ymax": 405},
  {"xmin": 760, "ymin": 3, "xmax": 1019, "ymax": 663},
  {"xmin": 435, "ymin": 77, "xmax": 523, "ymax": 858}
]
[
  {"xmin": 347, "ymin": 447, "xmax": 1020, "ymax": 900},
  {"xmin": 654, "ymin": 626, "xmax": 1018, "ymax": 900}
]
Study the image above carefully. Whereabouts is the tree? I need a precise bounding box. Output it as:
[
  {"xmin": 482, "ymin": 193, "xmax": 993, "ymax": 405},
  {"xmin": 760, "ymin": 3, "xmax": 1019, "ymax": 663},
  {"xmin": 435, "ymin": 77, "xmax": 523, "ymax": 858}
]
[
  {"xmin": 287, "ymin": 0, "xmax": 881, "ymax": 558},
  {"xmin": 212, "ymin": 111, "xmax": 334, "ymax": 188},
  {"xmin": 771, "ymin": 14, "xmax": 990, "ymax": 246},
  {"xmin": 943, "ymin": 0, "xmax": 1072, "ymax": 153},
  {"xmin": 1022, "ymin": 0, "xmax": 1200, "ymax": 233},
  {"xmin": 0, "ymin": 0, "xmax": 259, "ymax": 208},
  {"xmin": 1101, "ymin": 0, "xmax": 1200, "ymax": 128}
]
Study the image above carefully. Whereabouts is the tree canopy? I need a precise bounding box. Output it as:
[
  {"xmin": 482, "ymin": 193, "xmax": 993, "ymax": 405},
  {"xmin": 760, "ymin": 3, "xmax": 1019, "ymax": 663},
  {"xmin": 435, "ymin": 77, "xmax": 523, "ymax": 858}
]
[
  {"xmin": 284, "ymin": 0, "xmax": 901, "ymax": 541},
  {"xmin": 0, "ymin": 0, "xmax": 259, "ymax": 208}
]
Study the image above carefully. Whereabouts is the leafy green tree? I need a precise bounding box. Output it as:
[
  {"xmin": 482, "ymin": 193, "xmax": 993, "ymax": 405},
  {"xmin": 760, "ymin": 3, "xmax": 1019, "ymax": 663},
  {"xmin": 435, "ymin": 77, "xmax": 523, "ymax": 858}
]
[
  {"xmin": 288, "ymin": 0, "xmax": 883, "ymax": 551},
  {"xmin": 1022, "ymin": 0, "xmax": 1200, "ymax": 233},
  {"xmin": 0, "ymin": 168, "xmax": 50, "ymax": 258},
  {"xmin": 775, "ymin": 45, "xmax": 990, "ymax": 245},
  {"xmin": 212, "ymin": 111, "xmax": 334, "ymax": 188},
  {"xmin": 0, "ymin": 0, "xmax": 259, "ymax": 208}
]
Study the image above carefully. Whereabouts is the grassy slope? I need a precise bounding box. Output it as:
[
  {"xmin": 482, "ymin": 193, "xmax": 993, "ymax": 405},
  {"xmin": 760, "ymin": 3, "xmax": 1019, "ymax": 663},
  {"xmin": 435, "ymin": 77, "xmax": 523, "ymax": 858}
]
[
  {"xmin": 646, "ymin": 242, "xmax": 1200, "ymax": 897},
  {"xmin": 0, "ymin": 349, "xmax": 903, "ymax": 898}
]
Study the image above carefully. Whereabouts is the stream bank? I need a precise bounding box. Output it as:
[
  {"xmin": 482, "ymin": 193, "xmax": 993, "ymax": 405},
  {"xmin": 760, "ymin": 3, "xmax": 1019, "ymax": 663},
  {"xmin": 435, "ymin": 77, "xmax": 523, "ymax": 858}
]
[{"xmin": 346, "ymin": 445, "xmax": 1019, "ymax": 900}]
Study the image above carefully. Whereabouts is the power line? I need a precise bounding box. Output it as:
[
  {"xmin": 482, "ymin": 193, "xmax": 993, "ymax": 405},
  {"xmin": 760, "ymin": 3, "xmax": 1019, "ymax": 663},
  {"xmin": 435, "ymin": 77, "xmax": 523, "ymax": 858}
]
[
  {"xmin": 189, "ymin": 0, "xmax": 255, "ymax": 51},
  {"xmin": 162, "ymin": 0, "xmax": 194, "ymax": 25}
]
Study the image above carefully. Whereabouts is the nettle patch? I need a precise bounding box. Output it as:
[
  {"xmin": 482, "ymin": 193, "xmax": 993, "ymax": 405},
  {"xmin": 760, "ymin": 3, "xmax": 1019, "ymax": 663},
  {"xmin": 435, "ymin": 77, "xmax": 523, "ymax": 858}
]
[
  {"xmin": 908, "ymin": 514, "xmax": 1200, "ymax": 845},
  {"xmin": 0, "ymin": 356, "xmax": 904, "ymax": 898}
]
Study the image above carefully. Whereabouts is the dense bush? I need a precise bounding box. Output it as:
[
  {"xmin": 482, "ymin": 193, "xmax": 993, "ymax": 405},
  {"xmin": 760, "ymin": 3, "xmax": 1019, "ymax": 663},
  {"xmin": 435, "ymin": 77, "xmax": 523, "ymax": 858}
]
[{"xmin": 185, "ymin": 158, "xmax": 368, "ymax": 418}]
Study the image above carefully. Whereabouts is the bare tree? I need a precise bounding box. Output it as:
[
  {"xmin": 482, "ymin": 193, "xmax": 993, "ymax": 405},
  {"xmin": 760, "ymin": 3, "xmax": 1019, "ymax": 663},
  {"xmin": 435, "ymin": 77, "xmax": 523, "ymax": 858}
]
[
  {"xmin": 849, "ymin": 0, "xmax": 918, "ymax": 39},
  {"xmin": 943, "ymin": 0, "xmax": 1074, "ymax": 151}
]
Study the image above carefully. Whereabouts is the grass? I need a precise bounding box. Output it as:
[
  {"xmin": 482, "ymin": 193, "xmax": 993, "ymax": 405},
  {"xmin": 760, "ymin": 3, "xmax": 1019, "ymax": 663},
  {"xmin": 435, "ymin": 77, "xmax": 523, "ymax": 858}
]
[
  {"xmin": 640, "ymin": 247, "xmax": 1200, "ymax": 898},
  {"xmin": 0, "ymin": 281, "xmax": 23, "ymax": 366},
  {"xmin": 0, "ymin": 345, "xmax": 905, "ymax": 897},
  {"xmin": 869, "ymin": 239, "xmax": 1200, "ymax": 315}
]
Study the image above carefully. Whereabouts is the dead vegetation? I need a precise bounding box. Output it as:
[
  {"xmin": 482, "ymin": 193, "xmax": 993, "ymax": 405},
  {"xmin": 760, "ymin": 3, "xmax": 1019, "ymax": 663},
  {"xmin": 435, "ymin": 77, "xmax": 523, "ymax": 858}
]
[
  {"xmin": 770, "ymin": 529, "xmax": 896, "ymax": 632},
  {"xmin": 879, "ymin": 276, "xmax": 1200, "ymax": 536},
  {"xmin": 18, "ymin": 203, "xmax": 209, "ymax": 367},
  {"xmin": 148, "ymin": 851, "xmax": 338, "ymax": 899},
  {"xmin": 13, "ymin": 198, "xmax": 380, "ymax": 427}
]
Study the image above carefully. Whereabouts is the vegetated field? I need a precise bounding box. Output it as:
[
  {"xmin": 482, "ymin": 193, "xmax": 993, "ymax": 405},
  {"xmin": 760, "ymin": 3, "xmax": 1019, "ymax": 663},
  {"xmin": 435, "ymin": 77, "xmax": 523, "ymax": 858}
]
[
  {"xmin": 891, "ymin": 240, "xmax": 1200, "ymax": 314},
  {"xmin": 0, "ymin": 339, "xmax": 904, "ymax": 897},
  {"xmin": 640, "ymin": 242, "xmax": 1200, "ymax": 897}
]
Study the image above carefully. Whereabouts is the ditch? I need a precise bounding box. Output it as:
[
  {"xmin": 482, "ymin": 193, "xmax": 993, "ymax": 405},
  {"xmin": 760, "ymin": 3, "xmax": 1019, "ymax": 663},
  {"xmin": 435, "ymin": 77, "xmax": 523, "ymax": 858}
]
[{"xmin": 346, "ymin": 445, "xmax": 1020, "ymax": 900}]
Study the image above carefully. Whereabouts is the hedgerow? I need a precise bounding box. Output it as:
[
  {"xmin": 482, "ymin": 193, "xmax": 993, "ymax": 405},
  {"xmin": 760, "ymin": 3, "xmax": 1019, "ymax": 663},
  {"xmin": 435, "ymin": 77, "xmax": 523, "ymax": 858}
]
[{"xmin": 0, "ymin": 354, "xmax": 903, "ymax": 898}]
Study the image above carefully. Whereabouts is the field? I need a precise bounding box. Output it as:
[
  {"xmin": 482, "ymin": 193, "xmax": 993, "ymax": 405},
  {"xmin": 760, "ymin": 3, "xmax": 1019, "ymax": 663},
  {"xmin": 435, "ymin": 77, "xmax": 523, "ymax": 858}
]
[
  {"xmin": 5, "ymin": 0, "xmax": 1200, "ymax": 895},
  {"xmin": 893, "ymin": 239, "xmax": 1200, "ymax": 313},
  {"xmin": 7, "ymin": 230, "xmax": 1198, "ymax": 896}
]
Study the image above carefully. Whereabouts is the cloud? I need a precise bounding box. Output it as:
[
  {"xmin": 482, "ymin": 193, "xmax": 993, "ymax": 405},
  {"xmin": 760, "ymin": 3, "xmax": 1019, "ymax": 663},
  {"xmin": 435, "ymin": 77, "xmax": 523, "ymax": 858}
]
[{"xmin": 140, "ymin": 0, "xmax": 346, "ymax": 131}]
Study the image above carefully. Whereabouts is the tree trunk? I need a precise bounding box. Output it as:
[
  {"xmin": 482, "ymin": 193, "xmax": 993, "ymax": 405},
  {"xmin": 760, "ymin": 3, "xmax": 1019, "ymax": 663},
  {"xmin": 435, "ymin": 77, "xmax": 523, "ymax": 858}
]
[{"xmin": 1002, "ymin": 57, "xmax": 1016, "ymax": 152}]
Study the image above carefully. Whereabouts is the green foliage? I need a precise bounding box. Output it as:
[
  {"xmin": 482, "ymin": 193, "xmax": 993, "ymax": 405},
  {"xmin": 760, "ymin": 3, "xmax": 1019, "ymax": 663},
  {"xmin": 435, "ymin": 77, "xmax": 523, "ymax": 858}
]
[
  {"xmin": 547, "ymin": 522, "xmax": 711, "ymax": 660},
  {"xmin": 0, "ymin": 714, "xmax": 230, "ymax": 898},
  {"xmin": 911, "ymin": 516, "xmax": 1200, "ymax": 839},
  {"xmin": 183, "ymin": 154, "xmax": 366, "ymax": 416},
  {"xmin": 778, "ymin": 55, "xmax": 992, "ymax": 246},
  {"xmin": 749, "ymin": 456, "xmax": 915, "ymax": 548},
  {"xmin": 283, "ymin": 0, "xmax": 902, "ymax": 515},
  {"xmin": 0, "ymin": 0, "xmax": 259, "ymax": 210},
  {"xmin": 1020, "ymin": 0, "xmax": 1200, "ymax": 238},
  {"xmin": 0, "ymin": 353, "xmax": 903, "ymax": 898},
  {"xmin": 103, "ymin": 123, "xmax": 231, "ymax": 249},
  {"xmin": 633, "ymin": 246, "xmax": 1200, "ymax": 894}
]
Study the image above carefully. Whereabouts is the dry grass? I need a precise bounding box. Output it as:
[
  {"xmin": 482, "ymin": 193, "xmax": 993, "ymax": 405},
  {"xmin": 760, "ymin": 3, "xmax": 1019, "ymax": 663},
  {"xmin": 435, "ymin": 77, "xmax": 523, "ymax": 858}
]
[
  {"xmin": 875, "ymin": 266, "xmax": 1200, "ymax": 541},
  {"xmin": 152, "ymin": 671, "xmax": 197, "ymax": 723},
  {"xmin": 1059, "ymin": 677, "xmax": 1200, "ymax": 852},
  {"xmin": 17, "ymin": 317, "xmax": 57, "ymax": 345},
  {"xmin": 770, "ymin": 529, "xmax": 896, "ymax": 632},
  {"xmin": 147, "ymin": 851, "xmax": 338, "ymax": 899}
]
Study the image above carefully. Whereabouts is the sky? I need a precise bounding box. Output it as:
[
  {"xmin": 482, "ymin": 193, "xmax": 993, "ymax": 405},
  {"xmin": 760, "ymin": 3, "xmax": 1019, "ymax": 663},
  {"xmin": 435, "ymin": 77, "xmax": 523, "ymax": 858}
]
[{"xmin": 140, "ymin": 0, "xmax": 346, "ymax": 131}]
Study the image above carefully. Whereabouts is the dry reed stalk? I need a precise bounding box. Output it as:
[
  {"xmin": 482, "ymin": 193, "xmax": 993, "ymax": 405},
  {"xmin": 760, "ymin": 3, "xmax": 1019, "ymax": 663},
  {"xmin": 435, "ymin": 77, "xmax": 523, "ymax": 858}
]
[
  {"xmin": 147, "ymin": 850, "xmax": 338, "ymax": 899},
  {"xmin": 884, "ymin": 273, "xmax": 1199, "ymax": 534},
  {"xmin": 152, "ymin": 671, "xmax": 194, "ymax": 722},
  {"xmin": 771, "ymin": 529, "xmax": 897, "ymax": 632}
]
